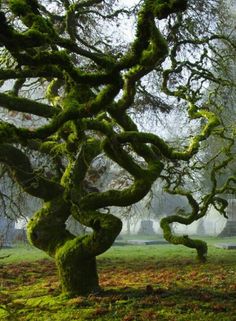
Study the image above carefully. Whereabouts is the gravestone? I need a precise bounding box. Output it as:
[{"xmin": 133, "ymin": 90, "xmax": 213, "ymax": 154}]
[
  {"xmin": 137, "ymin": 220, "xmax": 155, "ymax": 235},
  {"xmin": 196, "ymin": 220, "xmax": 206, "ymax": 236},
  {"xmin": 0, "ymin": 216, "xmax": 15, "ymax": 247},
  {"xmin": 215, "ymin": 243, "xmax": 236, "ymax": 249},
  {"xmin": 218, "ymin": 199, "xmax": 236, "ymax": 237},
  {"xmin": 127, "ymin": 239, "xmax": 167, "ymax": 245}
]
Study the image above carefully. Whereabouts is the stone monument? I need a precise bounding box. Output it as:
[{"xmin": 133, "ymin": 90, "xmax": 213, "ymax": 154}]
[
  {"xmin": 196, "ymin": 219, "xmax": 206, "ymax": 236},
  {"xmin": 0, "ymin": 216, "xmax": 15, "ymax": 247},
  {"xmin": 218, "ymin": 198, "xmax": 236, "ymax": 237},
  {"xmin": 137, "ymin": 220, "xmax": 155, "ymax": 235}
]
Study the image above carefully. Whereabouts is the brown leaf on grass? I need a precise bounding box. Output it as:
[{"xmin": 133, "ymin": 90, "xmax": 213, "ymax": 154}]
[
  {"xmin": 122, "ymin": 314, "xmax": 136, "ymax": 321},
  {"xmin": 212, "ymin": 304, "xmax": 227, "ymax": 312},
  {"xmin": 90, "ymin": 307, "xmax": 109, "ymax": 317},
  {"xmin": 139, "ymin": 295, "xmax": 159, "ymax": 307},
  {"xmin": 141, "ymin": 310, "xmax": 157, "ymax": 320},
  {"xmin": 0, "ymin": 292, "xmax": 11, "ymax": 304},
  {"xmin": 67, "ymin": 296, "xmax": 88, "ymax": 307}
]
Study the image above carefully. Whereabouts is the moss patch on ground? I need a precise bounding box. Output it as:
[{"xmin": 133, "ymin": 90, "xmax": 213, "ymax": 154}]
[{"xmin": 0, "ymin": 239, "xmax": 236, "ymax": 320}]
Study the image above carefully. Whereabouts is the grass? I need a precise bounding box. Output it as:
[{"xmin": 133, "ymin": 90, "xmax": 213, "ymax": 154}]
[
  {"xmin": 0, "ymin": 243, "xmax": 50, "ymax": 264},
  {"xmin": 1, "ymin": 236, "xmax": 236, "ymax": 321}
]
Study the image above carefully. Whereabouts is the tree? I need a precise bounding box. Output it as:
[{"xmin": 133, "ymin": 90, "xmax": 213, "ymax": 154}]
[{"xmin": 0, "ymin": 0, "xmax": 235, "ymax": 296}]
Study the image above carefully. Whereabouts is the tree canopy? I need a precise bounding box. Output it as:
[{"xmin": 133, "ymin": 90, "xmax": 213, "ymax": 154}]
[{"xmin": 0, "ymin": 0, "xmax": 236, "ymax": 295}]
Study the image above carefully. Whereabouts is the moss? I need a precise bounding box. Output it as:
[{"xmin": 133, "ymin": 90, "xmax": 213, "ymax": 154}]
[
  {"xmin": 27, "ymin": 198, "xmax": 73, "ymax": 257},
  {"xmin": 0, "ymin": 144, "xmax": 64, "ymax": 200},
  {"xmin": 72, "ymin": 210, "xmax": 122, "ymax": 252},
  {"xmin": 103, "ymin": 137, "xmax": 146, "ymax": 178},
  {"xmin": 80, "ymin": 178, "xmax": 155, "ymax": 210},
  {"xmin": 40, "ymin": 140, "xmax": 61, "ymax": 154},
  {"xmin": 66, "ymin": 132, "xmax": 79, "ymax": 152},
  {"xmin": 133, "ymin": 5, "xmax": 152, "ymax": 58},
  {"xmin": 56, "ymin": 241, "xmax": 100, "ymax": 296},
  {"xmin": 69, "ymin": 138, "xmax": 101, "ymax": 185},
  {"xmin": 23, "ymin": 28, "xmax": 48, "ymax": 44},
  {"xmin": 90, "ymin": 83, "xmax": 121, "ymax": 112},
  {"xmin": 9, "ymin": 0, "xmax": 33, "ymax": 16},
  {"xmin": 46, "ymin": 79, "xmax": 63, "ymax": 106},
  {"xmin": 54, "ymin": 210, "xmax": 122, "ymax": 295},
  {"xmin": 160, "ymin": 217, "xmax": 208, "ymax": 262},
  {"xmin": 37, "ymin": 50, "xmax": 70, "ymax": 68},
  {"xmin": 117, "ymin": 1, "xmax": 152, "ymax": 68},
  {"xmin": 140, "ymin": 24, "xmax": 168, "ymax": 67},
  {"xmin": 0, "ymin": 122, "xmax": 17, "ymax": 143},
  {"xmin": 25, "ymin": 178, "xmax": 122, "ymax": 296},
  {"xmin": 10, "ymin": 0, "xmax": 55, "ymax": 40},
  {"xmin": 0, "ymin": 92, "xmax": 57, "ymax": 119},
  {"xmin": 154, "ymin": 0, "xmax": 188, "ymax": 19},
  {"xmin": 60, "ymin": 161, "xmax": 73, "ymax": 188}
]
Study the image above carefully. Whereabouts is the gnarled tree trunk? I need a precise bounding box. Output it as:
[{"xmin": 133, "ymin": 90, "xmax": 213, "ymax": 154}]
[
  {"xmin": 27, "ymin": 197, "xmax": 122, "ymax": 296},
  {"xmin": 56, "ymin": 239, "xmax": 100, "ymax": 295}
]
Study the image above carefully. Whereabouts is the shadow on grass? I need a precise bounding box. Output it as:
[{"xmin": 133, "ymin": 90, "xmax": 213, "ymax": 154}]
[{"xmin": 1, "ymin": 250, "xmax": 236, "ymax": 321}]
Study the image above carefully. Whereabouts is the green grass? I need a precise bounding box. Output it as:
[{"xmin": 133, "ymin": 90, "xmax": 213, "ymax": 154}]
[
  {"xmin": 2, "ymin": 236, "xmax": 236, "ymax": 263},
  {"xmin": 0, "ymin": 243, "xmax": 50, "ymax": 264},
  {"xmin": 1, "ymin": 237, "xmax": 236, "ymax": 321}
]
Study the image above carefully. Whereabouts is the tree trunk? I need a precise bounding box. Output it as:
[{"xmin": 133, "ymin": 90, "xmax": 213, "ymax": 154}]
[
  {"xmin": 56, "ymin": 240, "xmax": 100, "ymax": 296},
  {"xmin": 27, "ymin": 198, "xmax": 122, "ymax": 296},
  {"xmin": 55, "ymin": 211, "xmax": 123, "ymax": 295}
]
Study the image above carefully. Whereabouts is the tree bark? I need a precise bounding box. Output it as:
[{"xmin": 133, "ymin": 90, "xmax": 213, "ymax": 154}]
[
  {"xmin": 56, "ymin": 238, "xmax": 100, "ymax": 296},
  {"xmin": 27, "ymin": 196, "xmax": 122, "ymax": 295}
]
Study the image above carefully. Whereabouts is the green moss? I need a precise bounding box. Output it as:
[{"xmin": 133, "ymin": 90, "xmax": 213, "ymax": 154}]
[
  {"xmin": 55, "ymin": 236, "xmax": 100, "ymax": 296},
  {"xmin": 0, "ymin": 122, "xmax": 17, "ymax": 143},
  {"xmin": 80, "ymin": 179, "xmax": 153, "ymax": 210},
  {"xmin": 27, "ymin": 198, "xmax": 73, "ymax": 257},
  {"xmin": 54, "ymin": 209, "xmax": 122, "ymax": 295},
  {"xmin": 60, "ymin": 162, "xmax": 73, "ymax": 188},
  {"xmin": 9, "ymin": 0, "xmax": 32, "ymax": 15},
  {"xmin": 46, "ymin": 79, "xmax": 63, "ymax": 106},
  {"xmin": 140, "ymin": 22, "xmax": 168, "ymax": 67},
  {"xmin": 160, "ymin": 217, "xmax": 208, "ymax": 262},
  {"xmin": 22, "ymin": 28, "xmax": 48, "ymax": 44},
  {"xmin": 117, "ymin": 1, "xmax": 152, "ymax": 68},
  {"xmin": 10, "ymin": 0, "xmax": 55, "ymax": 40},
  {"xmin": 40, "ymin": 140, "xmax": 62, "ymax": 154},
  {"xmin": 63, "ymin": 138, "xmax": 101, "ymax": 199},
  {"xmin": 154, "ymin": 0, "xmax": 188, "ymax": 19}
]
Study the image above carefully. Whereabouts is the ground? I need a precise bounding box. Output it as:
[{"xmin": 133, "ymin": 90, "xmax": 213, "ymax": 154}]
[{"xmin": 1, "ymin": 237, "xmax": 236, "ymax": 321}]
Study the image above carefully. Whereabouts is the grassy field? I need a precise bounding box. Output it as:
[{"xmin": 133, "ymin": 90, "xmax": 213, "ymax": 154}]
[{"xmin": 1, "ymin": 236, "xmax": 236, "ymax": 321}]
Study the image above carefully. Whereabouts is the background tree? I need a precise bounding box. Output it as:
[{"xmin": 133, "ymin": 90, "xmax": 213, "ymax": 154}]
[{"xmin": 0, "ymin": 0, "xmax": 235, "ymax": 296}]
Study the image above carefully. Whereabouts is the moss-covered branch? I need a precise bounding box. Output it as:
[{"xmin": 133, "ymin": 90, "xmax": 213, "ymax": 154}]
[
  {"xmin": 79, "ymin": 161, "xmax": 163, "ymax": 210},
  {"xmin": 160, "ymin": 190, "xmax": 208, "ymax": 262},
  {"xmin": 114, "ymin": 120, "xmax": 220, "ymax": 161},
  {"xmin": 0, "ymin": 144, "xmax": 63, "ymax": 200},
  {"xmin": 27, "ymin": 197, "xmax": 73, "ymax": 257},
  {"xmin": 0, "ymin": 67, "xmax": 62, "ymax": 81},
  {"xmin": 160, "ymin": 216, "xmax": 208, "ymax": 262},
  {"xmin": 0, "ymin": 92, "xmax": 59, "ymax": 118}
]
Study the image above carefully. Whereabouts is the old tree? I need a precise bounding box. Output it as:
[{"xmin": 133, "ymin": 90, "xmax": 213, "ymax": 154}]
[{"xmin": 0, "ymin": 0, "xmax": 235, "ymax": 295}]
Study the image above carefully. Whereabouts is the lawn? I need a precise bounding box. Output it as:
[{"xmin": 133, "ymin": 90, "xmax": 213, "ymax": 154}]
[{"xmin": 1, "ymin": 237, "xmax": 236, "ymax": 321}]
